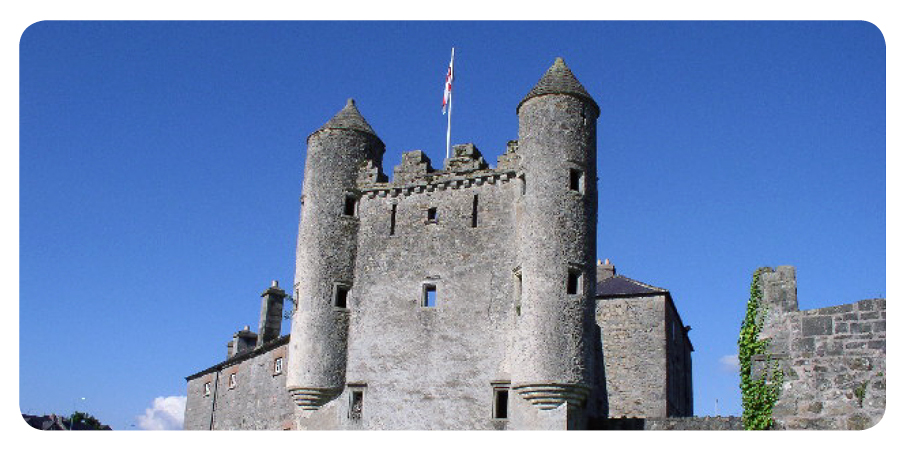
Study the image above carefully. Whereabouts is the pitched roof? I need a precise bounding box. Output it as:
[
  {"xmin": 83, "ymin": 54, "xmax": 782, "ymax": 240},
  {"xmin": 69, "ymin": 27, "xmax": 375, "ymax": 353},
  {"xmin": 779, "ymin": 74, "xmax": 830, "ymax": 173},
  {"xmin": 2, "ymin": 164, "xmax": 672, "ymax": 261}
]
[
  {"xmin": 596, "ymin": 274, "xmax": 668, "ymax": 298},
  {"xmin": 517, "ymin": 57, "xmax": 600, "ymax": 117},
  {"xmin": 316, "ymin": 98, "xmax": 378, "ymax": 136}
]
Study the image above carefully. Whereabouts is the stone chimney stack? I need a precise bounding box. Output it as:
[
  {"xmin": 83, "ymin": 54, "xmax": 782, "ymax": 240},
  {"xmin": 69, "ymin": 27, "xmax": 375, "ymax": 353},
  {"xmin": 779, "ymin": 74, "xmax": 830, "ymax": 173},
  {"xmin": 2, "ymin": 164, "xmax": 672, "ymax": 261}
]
[
  {"xmin": 257, "ymin": 280, "xmax": 287, "ymax": 347},
  {"xmin": 228, "ymin": 325, "xmax": 258, "ymax": 359},
  {"xmin": 597, "ymin": 258, "xmax": 616, "ymax": 280}
]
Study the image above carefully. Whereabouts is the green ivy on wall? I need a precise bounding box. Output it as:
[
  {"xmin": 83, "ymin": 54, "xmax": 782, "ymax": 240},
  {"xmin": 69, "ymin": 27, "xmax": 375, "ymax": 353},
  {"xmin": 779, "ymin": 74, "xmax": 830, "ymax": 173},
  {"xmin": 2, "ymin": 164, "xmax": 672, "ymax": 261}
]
[{"xmin": 738, "ymin": 268, "xmax": 783, "ymax": 430}]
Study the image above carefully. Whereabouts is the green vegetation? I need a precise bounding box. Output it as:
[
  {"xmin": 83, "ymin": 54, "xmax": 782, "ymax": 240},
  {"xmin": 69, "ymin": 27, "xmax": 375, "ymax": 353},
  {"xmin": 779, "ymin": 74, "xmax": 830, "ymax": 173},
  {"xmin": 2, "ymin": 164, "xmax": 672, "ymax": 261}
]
[{"xmin": 738, "ymin": 268, "xmax": 783, "ymax": 430}]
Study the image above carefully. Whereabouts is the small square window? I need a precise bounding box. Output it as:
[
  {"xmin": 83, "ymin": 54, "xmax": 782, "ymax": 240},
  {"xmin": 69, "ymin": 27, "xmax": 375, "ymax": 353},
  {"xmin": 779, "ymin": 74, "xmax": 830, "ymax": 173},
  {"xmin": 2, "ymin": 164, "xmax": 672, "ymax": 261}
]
[
  {"xmin": 274, "ymin": 357, "xmax": 283, "ymax": 375},
  {"xmin": 334, "ymin": 284, "xmax": 350, "ymax": 309},
  {"xmin": 343, "ymin": 194, "xmax": 358, "ymax": 217},
  {"xmin": 567, "ymin": 270, "xmax": 582, "ymax": 295},
  {"xmin": 569, "ymin": 169, "xmax": 584, "ymax": 193},
  {"xmin": 494, "ymin": 389, "xmax": 509, "ymax": 419},
  {"xmin": 203, "ymin": 382, "xmax": 211, "ymax": 397},
  {"xmin": 228, "ymin": 373, "xmax": 237, "ymax": 389},
  {"xmin": 422, "ymin": 284, "xmax": 437, "ymax": 307},
  {"xmin": 349, "ymin": 390, "xmax": 364, "ymax": 421}
]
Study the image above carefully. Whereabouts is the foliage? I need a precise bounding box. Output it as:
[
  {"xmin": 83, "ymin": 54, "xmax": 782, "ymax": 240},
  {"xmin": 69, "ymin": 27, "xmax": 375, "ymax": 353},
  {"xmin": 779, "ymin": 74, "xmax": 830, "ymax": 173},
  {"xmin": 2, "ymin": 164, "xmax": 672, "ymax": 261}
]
[
  {"xmin": 738, "ymin": 268, "xmax": 783, "ymax": 430},
  {"xmin": 69, "ymin": 411, "xmax": 105, "ymax": 430}
]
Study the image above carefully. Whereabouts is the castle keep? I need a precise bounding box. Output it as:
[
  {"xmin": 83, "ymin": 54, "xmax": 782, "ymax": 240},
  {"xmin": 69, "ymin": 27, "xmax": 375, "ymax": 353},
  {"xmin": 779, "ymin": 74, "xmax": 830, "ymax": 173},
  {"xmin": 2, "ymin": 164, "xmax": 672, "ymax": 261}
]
[{"xmin": 182, "ymin": 57, "xmax": 696, "ymax": 430}]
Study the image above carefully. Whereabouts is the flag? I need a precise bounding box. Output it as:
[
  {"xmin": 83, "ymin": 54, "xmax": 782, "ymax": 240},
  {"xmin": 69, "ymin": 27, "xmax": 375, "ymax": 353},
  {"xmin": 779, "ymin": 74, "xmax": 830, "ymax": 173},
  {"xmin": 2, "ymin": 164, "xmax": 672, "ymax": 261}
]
[{"xmin": 442, "ymin": 48, "xmax": 454, "ymax": 114}]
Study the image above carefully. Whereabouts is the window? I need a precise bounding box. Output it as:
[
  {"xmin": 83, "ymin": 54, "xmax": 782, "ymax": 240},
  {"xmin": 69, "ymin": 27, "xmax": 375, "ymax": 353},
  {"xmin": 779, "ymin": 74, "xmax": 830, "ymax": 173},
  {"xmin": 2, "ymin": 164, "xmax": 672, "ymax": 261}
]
[
  {"xmin": 203, "ymin": 382, "xmax": 211, "ymax": 397},
  {"xmin": 492, "ymin": 382, "xmax": 511, "ymax": 419},
  {"xmin": 343, "ymin": 194, "xmax": 358, "ymax": 217},
  {"xmin": 569, "ymin": 169, "xmax": 584, "ymax": 193},
  {"xmin": 427, "ymin": 207, "xmax": 437, "ymax": 222},
  {"xmin": 274, "ymin": 357, "xmax": 283, "ymax": 375},
  {"xmin": 228, "ymin": 373, "xmax": 237, "ymax": 389},
  {"xmin": 519, "ymin": 175, "xmax": 526, "ymax": 195},
  {"xmin": 494, "ymin": 389, "xmax": 509, "ymax": 419},
  {"xmin": 514, "ymin": 269, "xmax": 522, "ymax": 316},
  {"xmin": 471, "ymin": 195, "xmax": 479, "ymax": 228},
  {"xmin": 422, "ymin": 284, "xmax": 437, "ymax": 307},
  {"xmin": 567, "ymin": 269, "xmax": 582, "ymax": 295},
  {"xmin": 349, "ymin": 390, "xmax": 364, "ymax": 421},
  {"xmin": 390, "ymin": 203, "xmax": 397, "ymax": 235},
  {"xmin": 334, "ymin": 284, "xmax": 350, "ymax": 309}
]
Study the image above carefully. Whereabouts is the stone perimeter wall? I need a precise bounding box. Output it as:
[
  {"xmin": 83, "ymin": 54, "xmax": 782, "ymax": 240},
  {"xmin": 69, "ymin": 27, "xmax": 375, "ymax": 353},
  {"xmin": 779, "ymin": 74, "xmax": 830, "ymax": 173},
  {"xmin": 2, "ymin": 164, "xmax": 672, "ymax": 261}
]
[{"xmin": 756, "ymin": 266, "xmax": 886, "ymax": 430}]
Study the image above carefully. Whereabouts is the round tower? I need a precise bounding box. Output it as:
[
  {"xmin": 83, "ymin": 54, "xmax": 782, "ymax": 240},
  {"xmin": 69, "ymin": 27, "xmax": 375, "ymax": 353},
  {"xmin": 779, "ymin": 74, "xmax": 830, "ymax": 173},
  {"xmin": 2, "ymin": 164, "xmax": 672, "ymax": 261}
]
[
  {"xmin": 286, "ymin": 99, "xmax": 384, "ymax": 409},
  {"xmin": 511, "ymin": 58, "xmax": 600, "ymax": 416}
]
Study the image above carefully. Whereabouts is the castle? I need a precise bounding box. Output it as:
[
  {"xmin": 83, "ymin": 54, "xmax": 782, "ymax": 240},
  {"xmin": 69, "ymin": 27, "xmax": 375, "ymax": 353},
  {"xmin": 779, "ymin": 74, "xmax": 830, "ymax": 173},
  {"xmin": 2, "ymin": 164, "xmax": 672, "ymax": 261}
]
[
  {"xmin": 183, "ymin": 58, "xmax": 695, "ymax": 430},
  {"xmin": 182, "ymin": 58, "xmax": 885, "ymax": 430}
]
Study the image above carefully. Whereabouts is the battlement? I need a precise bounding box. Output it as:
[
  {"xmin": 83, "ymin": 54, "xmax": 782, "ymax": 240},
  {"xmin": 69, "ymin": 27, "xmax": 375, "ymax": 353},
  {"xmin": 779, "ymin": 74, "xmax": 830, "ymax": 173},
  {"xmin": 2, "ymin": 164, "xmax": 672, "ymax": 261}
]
[{"xmin": 358, "ymin": 142, "xmax": 521, "ymax": 198}]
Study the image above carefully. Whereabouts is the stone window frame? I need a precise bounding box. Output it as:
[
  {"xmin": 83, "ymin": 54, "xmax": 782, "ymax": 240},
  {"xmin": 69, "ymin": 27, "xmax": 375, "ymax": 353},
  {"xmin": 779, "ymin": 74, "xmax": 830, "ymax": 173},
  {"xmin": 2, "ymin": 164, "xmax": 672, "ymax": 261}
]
[
  {"xmin": 421, "ymin": 282, "xmax": 438, "ymax": 308},
  {"xmin": 228, "ymin": 372, "xmax": 237, "ymax": 390},
  {"xmin": 333, "ymin": 282, "xmax": 352, "ymax": 310},
  {"xmin": 273, "ymin": 357, "xmax": 283, "ymax": 376},
  {"xmin": 566, "ymin": 265, "xmax": 583, "ymax": 295},
  {"xmin": 569, "ymin": 168, "xmax": 585, "ymax": 194},
  {"xmin": 347, "ymin": 383, "xmax": 367, "ymax": 421},
  {"xmin": 342, "ymin": 192, "xmax": 360, "ymax": 218},
  {"xmin": 491, "ymin": 381, "xmax": 511, "ymax": 420},
  {"xmin": 203, "ymin": 382, "xmax": 211, "ymax": 397},
  {"xmin": 512, "ymin": 266, "xmax": 522, "ymax": 316},
  {"xmin": 425, "ymin": 206, "xmax": 439, "ymax": 224}
]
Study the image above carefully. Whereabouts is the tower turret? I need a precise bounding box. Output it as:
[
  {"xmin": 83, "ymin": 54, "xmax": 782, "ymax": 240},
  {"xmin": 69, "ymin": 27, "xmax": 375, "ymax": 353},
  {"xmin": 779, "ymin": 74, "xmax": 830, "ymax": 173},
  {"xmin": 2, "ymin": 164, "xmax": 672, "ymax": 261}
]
[
  {"xmin": 286, "ymin": 99, "xmax": 385, "ymax": 410},
  {"xmin": 511, "ymin": 58, "xmax": 600, "ymax": 425}
]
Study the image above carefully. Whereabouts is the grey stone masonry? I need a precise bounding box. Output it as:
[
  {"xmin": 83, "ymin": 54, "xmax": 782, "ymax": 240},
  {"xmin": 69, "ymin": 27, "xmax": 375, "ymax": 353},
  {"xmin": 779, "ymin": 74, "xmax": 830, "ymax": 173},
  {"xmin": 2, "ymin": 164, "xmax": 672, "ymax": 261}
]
[
  {"xmin": 183, "ymin": 58, "xmax": 701, "ymax": 430},
  {"xmin": 754, "ymin": 266, "xmax": 886, "ymax": 430}
]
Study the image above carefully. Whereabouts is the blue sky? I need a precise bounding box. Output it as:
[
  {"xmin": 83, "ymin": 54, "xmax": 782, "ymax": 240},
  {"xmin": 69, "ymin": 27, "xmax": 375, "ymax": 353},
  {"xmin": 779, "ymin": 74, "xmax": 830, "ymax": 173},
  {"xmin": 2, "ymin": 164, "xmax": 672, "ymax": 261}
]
[{"xmin": 17, "ymin": 21, "xmax": 885, "ymax": 430}]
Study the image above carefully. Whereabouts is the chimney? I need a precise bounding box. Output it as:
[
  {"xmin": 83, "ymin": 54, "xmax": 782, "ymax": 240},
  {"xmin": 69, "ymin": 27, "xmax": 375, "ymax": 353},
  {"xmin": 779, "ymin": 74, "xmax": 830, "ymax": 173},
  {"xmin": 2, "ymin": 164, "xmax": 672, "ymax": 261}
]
[
  {"xmin": 229, "ymin": 325, "xmax": 258, "ymax": 359},
  {"xmin": 257, "ymin": 280, "xmax": 287, "ymax": 347},
  {"xmin": 597, "ymin": 258, "xmax": 616, "ymax": 281}
]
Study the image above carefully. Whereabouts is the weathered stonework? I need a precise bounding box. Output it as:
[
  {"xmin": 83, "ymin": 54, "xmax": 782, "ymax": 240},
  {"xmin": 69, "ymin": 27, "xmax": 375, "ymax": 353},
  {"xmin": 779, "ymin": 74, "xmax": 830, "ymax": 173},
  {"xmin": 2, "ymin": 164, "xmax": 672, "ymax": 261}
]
[
  {"xmin": 753, "ymin": 266, "xmax": 886, "ymax": 430},
  {"xmin": 184, "ymin": 58, "xmax": 695, "ymax": 430}
]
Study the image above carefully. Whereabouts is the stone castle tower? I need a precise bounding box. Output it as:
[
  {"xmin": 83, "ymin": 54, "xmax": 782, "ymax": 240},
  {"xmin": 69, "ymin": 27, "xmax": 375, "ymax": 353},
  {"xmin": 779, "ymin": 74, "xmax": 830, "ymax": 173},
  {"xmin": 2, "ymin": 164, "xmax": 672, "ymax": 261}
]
[
  {"xmin": 285, "ymin": 57, "xmax": 602, "ymax": 429},
  {"xmin": 183, "ymin": 58, "xmax": 695, "ymax": 430}
]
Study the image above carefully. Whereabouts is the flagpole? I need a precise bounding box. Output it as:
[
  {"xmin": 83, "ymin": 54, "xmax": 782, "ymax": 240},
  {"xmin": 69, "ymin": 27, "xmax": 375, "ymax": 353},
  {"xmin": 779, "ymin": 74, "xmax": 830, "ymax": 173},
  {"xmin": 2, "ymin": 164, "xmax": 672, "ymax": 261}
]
[{"xmin": 445, "ymin": 47, "xmax": 454, "ymax": 159}]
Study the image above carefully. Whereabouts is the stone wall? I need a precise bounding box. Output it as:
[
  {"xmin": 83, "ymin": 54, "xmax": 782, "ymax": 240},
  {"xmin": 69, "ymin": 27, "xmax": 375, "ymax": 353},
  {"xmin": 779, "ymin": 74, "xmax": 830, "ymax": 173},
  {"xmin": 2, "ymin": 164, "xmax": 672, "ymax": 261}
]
[
  {"xmin": 184, "ymin": 336, "xmax": 294, "ymax": 430},
  {"xmin": 596, "ymin": 295, "xmax": 667, "ymax": 417},
  {"xmin": 594, "ymin": 416, "xmax": 743, "ymax": 430},
  {"xmin": 755, "ymin": 266, "xmax": 886, "ymax": 430}
]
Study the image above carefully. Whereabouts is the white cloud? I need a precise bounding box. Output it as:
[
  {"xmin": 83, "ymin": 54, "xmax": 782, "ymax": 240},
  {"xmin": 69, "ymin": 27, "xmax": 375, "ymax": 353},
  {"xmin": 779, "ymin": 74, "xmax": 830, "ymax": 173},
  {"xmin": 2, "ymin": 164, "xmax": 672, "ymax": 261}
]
[
  {"xmin": 136, "ymin": 396, "xmax": 186, "ymax": 430},
  {"xmin": 719, "ymin": 354, "xmax": 739, "ymax": 373}
]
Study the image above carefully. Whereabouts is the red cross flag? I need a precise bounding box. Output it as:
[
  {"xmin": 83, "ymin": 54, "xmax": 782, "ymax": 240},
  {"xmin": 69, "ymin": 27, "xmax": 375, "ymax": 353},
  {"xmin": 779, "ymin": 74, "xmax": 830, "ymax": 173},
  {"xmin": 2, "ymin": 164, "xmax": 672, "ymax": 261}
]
[{"xmin": 442, "ymin": 48, "xmax": 454, "ymax": 114}]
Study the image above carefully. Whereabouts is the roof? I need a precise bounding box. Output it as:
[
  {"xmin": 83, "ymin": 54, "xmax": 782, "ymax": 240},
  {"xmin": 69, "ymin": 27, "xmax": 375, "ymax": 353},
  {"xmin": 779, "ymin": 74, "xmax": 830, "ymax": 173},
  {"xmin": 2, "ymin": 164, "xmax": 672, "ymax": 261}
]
[
  {"xmin": 596, "ymin": 275, "xmax": 668, "ymax": 298},
  {"xmin": 315, "ymin": 98, "xmax": 378, "ymax": 136},
  {"xmin": 185, "ymin": 334, "xmax": 291, "ymax": 380},
  {"xmin": 517, "ymin": 57, "xmax": 600, "ymax": 117}
]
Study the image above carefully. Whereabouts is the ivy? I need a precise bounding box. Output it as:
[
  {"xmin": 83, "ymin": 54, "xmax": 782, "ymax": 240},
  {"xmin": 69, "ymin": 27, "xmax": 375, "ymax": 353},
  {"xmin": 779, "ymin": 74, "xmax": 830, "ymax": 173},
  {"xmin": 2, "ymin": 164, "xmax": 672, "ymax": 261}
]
[{"xmin": 738, "ymin": 268, "xmax": 783, "ymax": 430}]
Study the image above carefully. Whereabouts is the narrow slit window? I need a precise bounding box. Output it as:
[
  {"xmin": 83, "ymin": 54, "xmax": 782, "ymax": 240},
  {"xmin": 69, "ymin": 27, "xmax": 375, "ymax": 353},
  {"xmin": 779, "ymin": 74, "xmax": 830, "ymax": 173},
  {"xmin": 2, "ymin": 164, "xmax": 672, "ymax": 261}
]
[
  {"xmin": 390, "ymin": 203, "xmax": 397, "ymax": 235},
  {"xmin": 274, "ymin": 357, "xmax": 283, "ymax": 375},
  {"xmin": 334, "ymin": 284, "xmax": 350, "ymax": 309},
  {"xmin": 471, "ymin": 195, "xmax": 479, "ymax": 228},
  {"xmin": 349, "ymin": 390, "xmax": 363, "ymax": 421},
  {"xmin": 519, "ymin": 175, "xmax": 526, "ymax": 195},
  {"xmin": 567, "ymin": 270, "xmax": 581, "ymax": 295},
  {"xmin": 228, "ymin": 373, "xmax": 237, "ymax": 389},
  {"xmin": 569, "ymin": 169, "xmax": 584, "ymax": 193},
  {"xmin": 514, "ymin": 271, "xmax": 522, "ymax": 316},
  {"xmin": 422, "ymin": 284, "xmax": 437, "ymax": 307},
  {"xmin": 427, "ymin": 207, "xmax": 437, "ymax": 221},
  {"xmin": 343, "ymin": 195, "xmax": 358, "ymax": 217},
  {"xmin": 203, "ymin": 382, "xmax": 211, "ymax": 397},
  {"xmin": 494, "ymin": 389, "xmax": 509, "ymax": 419}
]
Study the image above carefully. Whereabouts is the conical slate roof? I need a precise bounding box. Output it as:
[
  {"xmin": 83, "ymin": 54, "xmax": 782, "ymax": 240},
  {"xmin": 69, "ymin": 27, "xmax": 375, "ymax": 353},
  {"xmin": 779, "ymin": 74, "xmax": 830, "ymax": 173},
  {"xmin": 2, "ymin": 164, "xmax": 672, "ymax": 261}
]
[
  {"xmin": 517, "ymin": 57, "xmax": 599, "ymax": 117},
  {"xmin": 317, "ymin": 98, "xmax": 378, "ymax": 136}
]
